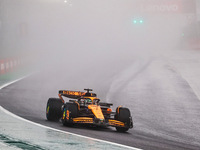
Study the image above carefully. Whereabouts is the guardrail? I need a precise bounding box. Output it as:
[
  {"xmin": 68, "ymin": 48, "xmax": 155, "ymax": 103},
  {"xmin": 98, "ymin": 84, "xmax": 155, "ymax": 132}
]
[{"xmin": 0, "ymin": 58, "xmax": 25, "ymax": 76}]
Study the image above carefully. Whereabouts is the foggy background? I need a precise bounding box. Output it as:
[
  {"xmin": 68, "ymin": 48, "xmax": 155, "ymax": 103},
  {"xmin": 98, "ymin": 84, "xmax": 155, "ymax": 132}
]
[{"xmin": 0, "ymin": 0, "xmax": 199, "ymax": 99}]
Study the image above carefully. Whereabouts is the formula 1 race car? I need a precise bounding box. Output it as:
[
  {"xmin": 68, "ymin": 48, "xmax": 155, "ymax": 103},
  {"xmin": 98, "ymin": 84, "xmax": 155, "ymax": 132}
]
[{"xmin": 46, "ymin": 89, "xmax": 133, "ymax": 132}]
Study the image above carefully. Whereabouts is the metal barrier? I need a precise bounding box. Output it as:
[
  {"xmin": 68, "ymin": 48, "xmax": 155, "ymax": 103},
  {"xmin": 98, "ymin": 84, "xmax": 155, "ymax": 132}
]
[{"xmin": 0, "ymin": 58, "xmax": 24, "ymax": 76}]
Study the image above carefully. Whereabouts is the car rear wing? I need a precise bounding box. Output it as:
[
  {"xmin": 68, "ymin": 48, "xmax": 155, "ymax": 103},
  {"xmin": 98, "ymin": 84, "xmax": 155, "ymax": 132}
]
[{"xmin": 59, "ymin": 90, "xmax": 96, "ymax": 99}]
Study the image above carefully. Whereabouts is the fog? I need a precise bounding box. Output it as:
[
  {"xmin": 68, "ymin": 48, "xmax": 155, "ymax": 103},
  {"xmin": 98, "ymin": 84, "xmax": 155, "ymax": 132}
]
[{"xmin": 0, "ymin": 0, "xmax": 197, "ymax": 98}]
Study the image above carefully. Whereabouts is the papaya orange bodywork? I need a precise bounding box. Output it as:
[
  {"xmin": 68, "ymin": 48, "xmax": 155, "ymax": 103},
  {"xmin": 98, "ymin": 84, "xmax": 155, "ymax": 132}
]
[
  {"xmin": 107, "ymin": 108, "xmax": 112, "ymax": 114},
  {"xmin": 88, "ymin": 105, "xmax": 104, "ymax": 120},
  {"xmin": 73, "ymin": 117, "xmax": 93, "ymax": 123},
  {"xmin": 75, "ymin": 101, "xmax": 80, "ymax": 110},
  {"xmin": 47, "ymin": 89, "xmax": 133, "ymax": 132},
  {"xmin": 109, "ymin": 119, "xmax": 125, "ymax": 127},
  {"xmin": 117, "ymin": 106, "xmax": 122, "ymax": 113},
  {"xmin": 63, "ymin": 91, "xmax": 84, "ymax": 96}
]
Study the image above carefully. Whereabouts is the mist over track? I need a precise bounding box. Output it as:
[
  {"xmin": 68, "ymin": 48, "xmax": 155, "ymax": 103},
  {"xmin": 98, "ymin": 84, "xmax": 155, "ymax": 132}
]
[
  {"xmin": 1, "ymin": 50, "xmax": 200, "ymax": 150},
  {"xmin": 1, "ymin": 0, "xmax": 200, "ymax": 149}
]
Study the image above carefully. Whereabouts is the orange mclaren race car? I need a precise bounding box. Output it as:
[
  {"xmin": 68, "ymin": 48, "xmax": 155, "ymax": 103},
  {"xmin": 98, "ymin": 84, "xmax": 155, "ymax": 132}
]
[{"xmin": 46, "ymin": 89, "xmax": 133, "ymax": 132}]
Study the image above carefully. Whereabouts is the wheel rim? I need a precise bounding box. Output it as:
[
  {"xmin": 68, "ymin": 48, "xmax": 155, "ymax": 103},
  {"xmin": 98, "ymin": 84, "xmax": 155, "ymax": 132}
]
[
  {"xmin": 46, "ymin": 103, "xmax": 50, "ymax": 118},
  {"xmin": 62, "ymin": 108, "xmax": 66, "ymax": 120}
]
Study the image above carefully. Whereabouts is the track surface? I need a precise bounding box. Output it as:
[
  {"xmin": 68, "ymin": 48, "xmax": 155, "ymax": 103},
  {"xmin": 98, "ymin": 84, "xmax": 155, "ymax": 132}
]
[{"xmin": 1, "ymin": 53, "xmax": 200, "ymax": 150}]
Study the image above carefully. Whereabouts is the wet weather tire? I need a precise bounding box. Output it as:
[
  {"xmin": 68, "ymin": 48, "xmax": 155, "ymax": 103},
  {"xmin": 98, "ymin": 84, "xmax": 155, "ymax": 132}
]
[
  {"xmin": 62, "ymin": 103, "xmax": 78, "ymax": 127},
  {"xmin": 116, "ymin": 127, "xmax": 129, "ymax": 132},
  {"xmin": 46, "ymin": 98, "xmax": 63, "ymax": 121},
  {"xmin": 115, "ymin": 107, "xmax": 131, "ymax": 132}
]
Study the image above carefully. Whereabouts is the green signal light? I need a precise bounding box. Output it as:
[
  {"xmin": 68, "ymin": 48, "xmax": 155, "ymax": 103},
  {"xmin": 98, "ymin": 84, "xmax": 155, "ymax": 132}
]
[
  {"xmin": 182, "ymin": 33, "xmax": 184, "ymax": 36},
  {"xmin": 133, "ymin": 20, "xmax": 143, "ymax": 24}
]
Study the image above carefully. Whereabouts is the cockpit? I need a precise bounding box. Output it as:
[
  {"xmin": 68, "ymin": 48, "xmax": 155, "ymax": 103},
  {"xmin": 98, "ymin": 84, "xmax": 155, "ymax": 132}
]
[{"xmin": 78, "ymin": 98, "xmax": 100, "ymax": 105}]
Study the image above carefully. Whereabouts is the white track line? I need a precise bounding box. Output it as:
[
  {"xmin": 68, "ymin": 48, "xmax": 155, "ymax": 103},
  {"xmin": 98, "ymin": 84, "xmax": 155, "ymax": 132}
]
[
  {"xmin": 0, "ymin": 76, "xmax": 29, "ymax": 90},
  {"xmin": 0, "ymin": 77, "xmax": 142, "ymax": 150}
]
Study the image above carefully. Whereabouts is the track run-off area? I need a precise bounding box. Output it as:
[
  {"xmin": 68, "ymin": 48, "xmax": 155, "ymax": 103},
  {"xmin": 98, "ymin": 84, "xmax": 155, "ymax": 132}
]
[{"xmin": 1, "ymin": 50, "xmax": 200, "ymax": 150}]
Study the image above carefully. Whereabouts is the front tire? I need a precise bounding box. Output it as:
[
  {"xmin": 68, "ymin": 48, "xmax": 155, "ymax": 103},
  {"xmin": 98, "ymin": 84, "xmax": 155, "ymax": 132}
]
[
  {"xmin": 62, "ymin": 103, "xmax": 78, "ymax": 127},
  {"xmin": 46, "ymin": 98, "xmax": 63, "ymax": 121},
  {"xmin": 116, "ymin": 127, "xmax": 129, "ymax": 132},
  {"xmin": 115, "ymin": 107, "xmax": 131, "ymax": 132}
]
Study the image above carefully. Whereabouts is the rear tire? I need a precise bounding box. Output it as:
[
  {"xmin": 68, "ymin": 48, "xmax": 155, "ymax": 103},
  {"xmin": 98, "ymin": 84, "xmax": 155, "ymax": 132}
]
[
  {"xmin": 62, "ymin": 103, "xmax": 78, "ymax": 127},
  {"xmin": 115, "ymin": 107, "xmax": 131, "ymax": 132},
  {"xmin": 46, "ymin": 98, "xmax": 63, "ymax": 121}
]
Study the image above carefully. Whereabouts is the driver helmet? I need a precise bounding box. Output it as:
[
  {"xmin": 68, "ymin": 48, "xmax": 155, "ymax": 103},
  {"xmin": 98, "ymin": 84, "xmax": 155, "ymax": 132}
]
[{"xmin": 86, "ymin": 99, "xmax": 92, "ymax": 104}]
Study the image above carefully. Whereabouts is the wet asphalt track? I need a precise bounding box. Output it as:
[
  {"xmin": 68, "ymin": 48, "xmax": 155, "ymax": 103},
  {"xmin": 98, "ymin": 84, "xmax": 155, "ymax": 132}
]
[{"xmin": 1, "ymin": 55, "xmax": 200, "ymax": 150}]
